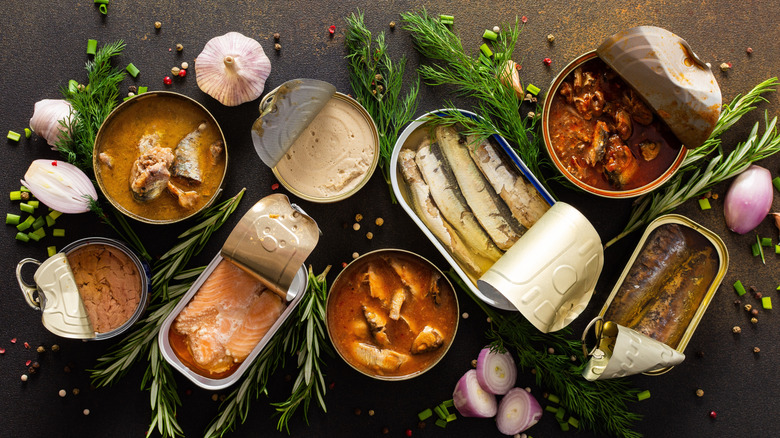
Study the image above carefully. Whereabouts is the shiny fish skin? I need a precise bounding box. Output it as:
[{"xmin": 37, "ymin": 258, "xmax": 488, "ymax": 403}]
[
  {"xmin": 466, "ymin": 135, "xmax": 550, "ymax": 229},
  {"xmin": 410, "ymin": 325, "xmax": 444, "ymax": 354},
  {"xmin": 172, "ymin": 122, "xmax": 207, "ymax": 183},
  {"xmin": 353, "ymin": 342, "xmax": 409, "ymax": 373},
  {"xmin": 415, "ymin": 141, "xmax": 503, "ymax": 262},
  {"xmin": 436, "ymin": 126, "xmax": 525, "ymax": 251}
]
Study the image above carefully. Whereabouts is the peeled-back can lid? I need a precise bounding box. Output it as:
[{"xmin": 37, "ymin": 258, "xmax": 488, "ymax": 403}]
[
  {"xmin": 597, "ymin": 26, "xmax": 722, "ymax": 149},
  {"xmin": 221, "ymin": 193, "xmax": 319, "ymax": 300},
  {"xmin": 33, "ymin": 254, "xmax": 95, "ymax": 339},
  {"xmin": 250, "ymin": 79, "xmax": 336, "ymax": 168}
]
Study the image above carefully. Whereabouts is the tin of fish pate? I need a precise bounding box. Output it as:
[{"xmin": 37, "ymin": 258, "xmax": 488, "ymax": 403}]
[{"xmin": 158, "ymin": 193, "xmax": 319, "ymax": 390}]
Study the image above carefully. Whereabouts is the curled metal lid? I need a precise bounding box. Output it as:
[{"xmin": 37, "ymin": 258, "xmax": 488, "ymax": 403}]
[
  {"xmin": 251, "ymin": 79, "xmax": 336, "ymax": 168},
  {"xmin": 597, "ymin": 26, "xmax": 722, "ymax": 149},
  {"xmin": 30, "ymin": 254, "xmax": 95, "ymax": 339},
  {"xmin": 221, "ymin": 193, "xmax": 319, "ymax": 300}
]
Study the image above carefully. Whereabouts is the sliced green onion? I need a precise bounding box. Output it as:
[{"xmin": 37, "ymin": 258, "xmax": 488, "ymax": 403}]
[
  {"xmin": 482, "ymin": 29, "xmax": 498, "ymax": 41},
  {"xmin": 637, "ymin": 389, "xmax": 651, "ymax": 401},
  {"xmin": 438, "ymin": 403, "xmax": 450, "ymax": 416},
  {"xmin": 773, "ymin": 176, "xmax": 780, "ymax": 192},
  {"xmin": 442, "ymin": 399, "xmax": 454, "ymax": 408},
  {"xmin": 138, "ymin": 86, "xmax": 148, "ymax": 94},
  {"xmin": 16, "ymin": 216, "xmax": 34, "ymax": 231},
  {"xmin": 15, "ymin": 232, "xmax": 30, "ymax": 242},
  {"xmin": 126, "ymin": 63, "xmax": 140, "ymax": 78},
  {"xmin": 86, "ymin": 39, "xmax": 98, "ymax": 55},
  {"xmin": 751, "ymin": 242, "xmax": 760, "ymax": 257},
  {"xmin": 24, "ymin": 128, "xmax": 31, "ymax": 138},
  {"xmin": 568, "ymin": 417, "xmax": 580, "ymax": 428},
  {"xmin": 6, "ymin": 213, "xmax": 21, "ymax": 225},
  {"xmin": 7, "ymin": 131, "xmax": 21, "ymax": 142},
  {"xmin": 28, "ymin": 200, "xmax": 39, "ymax": 209},
  {"xmin": 757, "ymin": 235, "xmax": 766, "ymax": 264},
  {"xmin": 435, "ymin": 418, "xmax": 447, "ymax": 428},
  {"xmin": 93, "ymin": 0, "xmax": 110, "ymax": 4},
  {"xmin": 439, "ymin": 14, "xmax": 454, "ymax": 20},
  {"xmin": 32, "ymin": 216, "xmax": 46, "ymax": 230},
  {"xmin": 445, "ymin": 413, "xmax": 457, "ymax": 422},
  {"xmin": 545, "ymin": 405, "xmax": 559, "ymax": 413},
  {"xmin": 28, "ymin": 228, "xmax": 45, "ymax": 241},
  {"xmin": 761, "ymin": 237, "xmax": 772, "ymax": 247},
  {"xmin": 68, "ymin": 79, "xmax": 79, "ymax": 93},
  {"xmin": 53, "ymin": 228, "xmax": 65, "ymax": 237},
  {"xmin": 559, "ymin": 421, "xmax": 570, "ymax": 431},
  {"xmin": 45, "ymin": 215, "xmax": 56, "ymax": 227},
  {"xmin": 47, "ymin": 246, "xmax": 57, "ymax": 257},
  {"xmin": 527, "ymin": 83, "xmax": 541, "ymax": 95},
  {"xmin": 555, "ymin": 407, "xmax": 566, "ymax": 421},
  {"xmin": 19, "ymin": 202, "xmax": 34, "ymax": 214},
  {"xmin": 417, "ymin": 408, "xmax": 432, "ymax": 421},
  {"xmin": 99, "ymin": 3, "xmax": 108, "ymax": 14},
  {"xmin": 48, "ymin": 210, "xmax": 63, "ymax": 220},
  {"xmin": 20, "ymin": 185, "xmax": 30, "ymax": 193},
  {"xmin": 10, "ymin": 191, "xmax": 21, "ymax": 201},
  {"xmin": 776, "ymin": 244, "xmax": 780, "ymax": 254},
  {"xmin": 547, "ymin": 394, "xmax": 560, "ymax": 404},
  {"xmin": 480, "ymin": 43, "xmax": 493, "ymax": 58},
  {"xmin": 434, "ymin": 405, "xmax": 446, "ymax": 420},
  {"xmin": 734, "ymin": 280, "xmax": 747, "ymax": 296},
  {"xmin": 762, "ymin": 296, "xmax": 772, "ymax": 310},
  {"xmin": 698, "ymin": 198, "xmax": 711, "ymax": 210}
]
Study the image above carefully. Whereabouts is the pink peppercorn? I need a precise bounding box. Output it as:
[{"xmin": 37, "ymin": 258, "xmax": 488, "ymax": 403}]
[
  {"xmin": 178, "ymin": 69, "xmax": 186, "ymax": 78},
  {"xmin": 709, "ymin": 411, "xmax": 717, "ymax": 419},
  {"xmin": 543, "ymin": 57, "xmax": 552, "ymax": 66},
  {"xmin": 163, "ymin": 76, "xmax": 173, "ymax": 85},
  {"xmin": 521, "ymin": 16, "xmax": 528, "ymax": 23}
]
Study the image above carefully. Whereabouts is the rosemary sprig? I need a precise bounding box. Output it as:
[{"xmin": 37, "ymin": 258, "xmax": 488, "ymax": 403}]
[
  {"xmin": 57, "ymin": 40, "xmax": 126, "ymax": 171},
  {"xmin": 144, "ymin": 341, "xmax": 184, "ymax": 438},
  {"xmin": 401, "ymin": 10, "xmax": 557, "ymax": 194},
  {"xmin": 345, "ymin": 10, "xmax": 420, "ymax": 203},
  {"xmin": 205, "ymin": 266, "xmax": 332, "ymax": 437},
  {"xmin": 448, "ymin": 271, "xmax": 642, "ymax": 438}
]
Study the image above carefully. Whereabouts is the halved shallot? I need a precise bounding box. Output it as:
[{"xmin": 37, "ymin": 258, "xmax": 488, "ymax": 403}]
[
  {"xmin": 21, "ymin": 160, "xmax": 97, "ymax": 214},
  {"xmin": 723, "ymin": 164, "xmax": 773, "ymax": 234},
  {"xmin": 496, "ymin": 387, "xmax": 542, "ymax": 435},
  {"xmin": 452, "ymin": 369, "xmax": 497, "ymax": 418},
  {"xmin": 476, "ymin": 346, "xmax": 517, "ymax": 395}
]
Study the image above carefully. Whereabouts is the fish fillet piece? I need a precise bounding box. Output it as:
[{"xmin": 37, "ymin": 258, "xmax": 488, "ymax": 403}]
[
  {"xmin": 467, "ymin": 135, "xmax": 550, "ymax": 229},
  {"xmin": 362, "ymin": 305, "xmax": 390, "ymax": 346},
  {"xmin": 172, "ymin": 122, "xmax": 207, "ymax": 183},
  {"xmin": 385, "ymin": 253, "xmax": 440, "ymax": 299},
  {"xmin": 365, "ymin": 258, "xmax": 407, "ymax": 320},
  {"xmin": 411, "ymin": 326, "xmax": 444, "ymax": 354},
  {"xmin": 436, "ymin": 125, "xmax": 526, "ymax": 250},
  {"xmin": 399, "ymin": 148, "xmax": 493, "ymax": 277},
  {"xmin": 353, "ymin": 342, "xmax": 409, "ymax": 373},
  {"xmin": 174, "ymin": 260, "xmax": 284, "ymax": 374},
  {"xmin": 129, "ymin": 143, "xmax": 175, "ymax": 202},
  {"xmin": 167, "ymin": 181, "xmax": 199, "ymax": 209},
  {"xmin": 415, "ymin": 140, "xmax": 503, "ymax": 262}
]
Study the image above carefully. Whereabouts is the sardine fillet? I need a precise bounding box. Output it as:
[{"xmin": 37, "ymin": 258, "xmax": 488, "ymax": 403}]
[
  {"xmin": 353, "ymin": 342, "xmax": 409, "ymax": 372},
  {"xmin": 172, "ymin": 122, "xmax": 206, "ymax": 183},
  {"xmin": 415, "ymin": 141, "xmax": 503, "ymax": 262},
  {"xmin": 436, "ymin": 126, "xmax": 526, "ymax": 251},
  {"xmin": 467, "ymin": 136, "xmax": 550, "ymax": 229},
  {"xmin": 399, "ymin": 149, "xmax": 493, "ymax": 276}
]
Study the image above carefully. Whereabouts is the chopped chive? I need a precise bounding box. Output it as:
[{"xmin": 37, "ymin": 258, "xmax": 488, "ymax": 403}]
[
  {"xmin": 99, "ymin": 3, "xmax": 108, "ymax": 14},
  {"xmin": 126, "ymin": 63, "xmax": 140, "ymax": 78},
  {"xmin": 776, "ymin": 244, "xmax": 780, "ymax": 254},
  {"xmin": 45, "ymin": 215, "xmax": 56, "ymax": 227},
  {"xmin": 555, "ymin": 407, "xmax": 566, "ymax": 421},
  {"xmin": 698, "ymin": 198, "xmax": 711, "ymax": 210},
  {"xmin": 757, "ymin": 235, "xmax": 766, "ymax": 264},
  {"xmin": 52, "ymin": 228, "xmax": 65, "ymax": 237},
  {"xmin": 773, "ymin": 176, "xmax": 780, "ymax": 192},
  {"xmin": 68, "ymin": 79, "xmax": 79, "ymax": 93},
  {"xmin": 93, "ymin": 0, "xmax": 109, "ymax": 3},
  {"xmin": 568, "ymin": 417, "xmax": 580, "ymax": 428},
  {"xmin": 16, "ymin": 216, "xmax": 35, "ymax": 231},
  {"xmin": 7, "ymin": 131, "xmax": 21, "ymax": 142},
  {"xmin": 442, "ymin": 399, "xmax": 454, "ymax": 408},
  {"xmin": 6, "ymin": 213, "xmax": 21, "ymax": 225},
  {"xmin": 777, "ymin": 284, "xmax": 780, "ymax": 290},
  {"xmin": 547, "ymin": 394, "xmax": 561, "ymax": 404},
  {"xmin": 20, "ymin": 185, "xmax": 30, "ymax": 193},
  {"xmin": 480, "ymin": 43, "xmax": 493, "ymax": 58},
  {"xmin": 86, "ymin": 39, "xmax": 98, "ymax": 55},
  {"xmin": 417, "ymin": 408, "xmax": 432, "ymax": 421},
  {"xmin": 19, "ymin": 203, "xmax": 34, "ymax": 214},
  {"xmin": 48, "ymin": 210, "xmax": 63, "ymax": 220},
  {"xmin": 559, "ymin": 421, "xmax": 570, "ymax": 432},
  {"xmin": 10, "ymin": 191, "xmax": 21, "ymax": 201},
  {"xmin": 545, "ymin": 405, "xmax": 559, "ymax": 413},
  {"xmin": 435, "ymin": 418, "xmax": 447, "ymax": 428},
  {"xmin": 15, "ymin": 232, "xmax": 30, "ymax": 242},
  {"xmin": 751, "ymin": 242, "xmax": 760, "ymax": 257},
  {"xmin": 28, "ymin": 200, "xmax": 39, "ymax": 209},
  {"xmin": 434, "ymin": 405, "xmax": 447, "ymax": 420},
  {"xmin": 762, "ymin": 296, "xmax": 772, "ymax": 310},
  {"xmin": 32, "ymin": 216, "xmax": 46, "ymax": 230},
  {"xmin": 445, "ymin": 413, "xmax": 457, "ymax": 422},
  {"xmin": 761, "ymin": 237, "xmax": 772, "ymax": 247},
  {"xmin": 438, "ymin": 403, "xmax": 450, "ymax": 416},
  {"xmin": 734, "ymin": 280, "xmax": 747, "ymax": 296},
  {"xmin": 482, "ymin": 29, "xmax": 498, "ymax": 41},
  {"xmin": 637, "ymin": 389, "xmax": 651, "ymax": 401},
  {"xmin": 47, "ymin": 246, "xmax": 57, "ymax": 257},
  {"xmin": 28, "ymin": 228, "xmax": 45, "ymax": 241},
  {"xmin": 24, "ymin": 128, "xmax": 31, "ymax": 138},
  {"xmin": 527, "ymin": 83, "xmax": 541, "ymax": 95},
  {"xmin": 138, "ymin": 86, "xmax": 148, "ymax": 94},
  {"xmin": 439, "ymin": 14, "xmax": 454, "ymax": 20}
]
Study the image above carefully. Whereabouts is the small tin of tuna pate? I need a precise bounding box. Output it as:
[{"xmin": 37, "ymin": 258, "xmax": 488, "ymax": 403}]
[
  {"xmin": 159, "ymin": 193, "xmax": 319, "ymax": 390},
  {"xmin": 596, "ymin": 214, "xmax": 728, "ymax": 375},
  {"xmin": 16, "ymin": 237, "xmax": 151, "ymax": 340},
  {"xmin": 251, "ymin": 78, "xmax": 380, "ymax": 203}
]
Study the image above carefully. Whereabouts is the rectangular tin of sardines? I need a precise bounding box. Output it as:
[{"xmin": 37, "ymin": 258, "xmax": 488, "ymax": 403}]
[
  {"xmin": 389, "ymin": 109, "xmax": 555, "ymax": 311},
  {"xmin": 598, "ymin": 214, "xmax": 729, "ymax": 374}
]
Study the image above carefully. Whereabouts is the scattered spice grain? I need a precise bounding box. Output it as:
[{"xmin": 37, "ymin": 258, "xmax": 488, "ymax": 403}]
[
  {"xmin": 471, "ymin": 359, "xmax": 477, "ymax": 368},
  {"xmin": 355, "ymin": 214, "xmax": 363, "ymax": 222},
  {"xmin": 719, "ymin": 62, "xmax": 731, "ymax": 71},
  {"xmin": 36, "ymin": 345, "xmax": 45, "ymax": 353},
  {"xmin": 751, "ymin": 317, "xmax": 758, "ymax": 324},
  {"xmin": 732, "ymin": 326, "xmax": 742, "ymax": 334},
  {"xmin": 462, "ymin": 312, "xmax": 469, "ymax": 319},
  {"xmin": 59, "ymin": 389, "xmax": 67, "ymax": 397},
  {"xmin": 745, "ymin": 304, "xmax": 752, "ymax": 312},
  {"xmin": 753, "ymin": 346, "xmax": 761, "ymax": 353},
  {"xmin": 154, "ymin": 21, "xmax": 162, "ymax": 29},
  {"xmin": 273, "ymin": 32, "xmax": 280, "ymax": 40},
  {"xmin": 353, "ymin": 223, "xmax": 360, "ymax": 231},
  {"xmin": 751, "ymin": 308, "xmax": 759, "ymax": 316},
  {"xmin": 355, "ymin": 408, "xmax": 362, "ymax": 415},
  {"xmin": 352, "ymin": 252, "xmax": 359, "ymax": 259},
  {"xmin": 389, "ymin": 21, "xmax": 396, "ymax": 29},
  {"xmin": 181, "ymin": 62, "xmax": 189, "ymax": 70},
  {"xmin": 176, "ymin": 43, "xmax": 183, "ymax": 52},
  {"xmin": 696, "ymin": 389, "xmax": 704, "ymax": 397},
  {"xmin": 375, "ymin": 217, "xmax": 384, "ymax": 226},
  {"xmin": 547, "ymin": 34, "xmax": 555, "ymax": 42},
  {"xmin": 366, "ymin": 232, "xmax": 373, "ymax": 240},
  {"xmin": 83, "ymin": 409, "xmax": 90, "ymax": 416},
  {"xmin": 746, "ymin": 47, "xmax": 753, "ymax": 54},
  {"xmin": 171, "ymin": 67, "xmax": 181, "ymax": 76},
  {"xmin": 21, "ymin": 374, "xmax": 28, "ymax": 382},
  {"xmin": 275, "ymin": 43, "xmax": 281, "ymax": 51}
]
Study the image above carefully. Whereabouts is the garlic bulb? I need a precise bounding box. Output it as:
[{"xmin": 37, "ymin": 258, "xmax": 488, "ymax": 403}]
[
  {"xmin": 195, "ymin": 32, "xmax": 272, "ymax": 106},
  {"xmin": 29, "ymin": 99, "xmax": 73, "ymax": 148}
]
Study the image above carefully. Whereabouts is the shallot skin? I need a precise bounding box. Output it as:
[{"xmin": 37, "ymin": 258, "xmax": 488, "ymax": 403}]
[
  {"xmin": 29, "ymin": 99, "xmax": 72, "ymax": 147},
  {"xmin": 723, "ymin": 165, "xmax": 773, "ymax": 234}
]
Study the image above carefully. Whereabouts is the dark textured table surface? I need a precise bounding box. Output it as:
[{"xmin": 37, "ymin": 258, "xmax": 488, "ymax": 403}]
[{"xmin": 2, "ymin": 1, "xmax": 779, "ymax": 437}]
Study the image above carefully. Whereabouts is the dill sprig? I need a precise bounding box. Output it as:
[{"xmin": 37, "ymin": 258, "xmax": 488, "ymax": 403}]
[
  {"xmin": 448, "ymin": 271, "xmax": 643, "ymax": 438},
  {"xmin": 57, "ymin": 40, "xmax": 126, "ymax": 171},
  {"xmin": 401, "ymin": 10, "xmax": 557, "ymax": 194},
  {"xmin": 87, "ymin": 197, "xmax": 152, "ymax": 262},
  {"xmin": 606, "ymin": 78, "xmax": 779, "ymax": 248},
  {"xmin": 345, "ymin": 10, "xmax": 420, "ymax": 203},
  {"xmin": 205, "ymin": 266, "xmax": 332, "ymax": 437}
]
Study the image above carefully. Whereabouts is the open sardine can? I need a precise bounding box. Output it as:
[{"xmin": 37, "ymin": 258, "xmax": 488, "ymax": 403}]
[
  {"xmin": 542, "ymin": 26, "xmax": 722, "ymax": 198},
  {"xmin": 585, "ymin": 214, "xmax": 728, "ymax": 378},
  {"xmin": 251, "ymin": 78, "xmax": 380, "ymax": 203},
  {"xmin": 15, "ymin": 237, "xmax": 151, "ymax": 340},
  {"xmin": 391, "ymin": 109, "xmax": 603, "ymax": 333},
  {"xmin": 158, "ymin": 193, "xmax": 319, "ymax": 390}
]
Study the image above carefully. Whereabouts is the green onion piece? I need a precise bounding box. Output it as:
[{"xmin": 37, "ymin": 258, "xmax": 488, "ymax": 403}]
[
  {"xmin": 438, "ymin": 403, "xmax": 449, "ymax": 416},
  {"xmin": 559, "ymin": 421, "xmax": 570, "ymax": 432},
  {"xmin": 434, "ymin": 405, "xmax": 446, "ymax": 420},
  {"xmin": 68, "ymin": 79, "xmax": 79, "ymax": 93},
  {"xmin": 28, "ymin": 228, "xmax": 45, "ymax": 241},
  {"xmin": 10, "ymin": 191, "xmax": 21, "ymax": 201},
  {"xmin": 494, "ymin": 52, "xmax": 504, "ymax": 62},
  {"xmin": 93, "ymin": 0, "xmax": 110, "ymax": 3},
  {"xmin": 545, "ymin": 405, "xmax": 559, "ymax": 413},
  {"xmin": 126, "ymin": 63, "xmax": 140, "ymax": 78},
  {"xmin": 442, "ymin": 399, "xmax": 454, "ymax": 408},
  {"xmin": 547, "ymin": 394, "xmax": 561, "ymax": 404},
  {"xmin": 28, "ymin": 200, "xmax": 39, "ymax": 209},
  {"xmin": 86, "ymin": 39, "xmax": 98, "ymax": 55},
  {"xmin": 555, "ymin": 407, "xmax": 566, "ymax": 421},
  {"xmin": 777, "ymin": 284, "xmax": 780, "ymax": 291},
  {"xmin": 480, "ymin": 43, "xmax": 493, "ymax": 58},
  {"xmin": 20, "ymin": 185, "xmax": 30, "ymax": 193},
  {"xmin": 99, "ymin": 3, "xmax": 108, "ymax": 14},
  {"xmin": 757, "ymin": 234, "xmax": 766, "ymax": 264},
  {"xmin": 417, "ymin": 408, "xmax": 433, "ymax": 421},
  {"xmin": 138, "ymin": 86, "xmax": 148, "ymax": 94},
  {"xmin": 527, "ymin": 83, "xmax": 541, "ymax": 95},
  {"xmin": 439, "ymin": 14, "xmax": 454, "ymax": 21},
  {"xmin": 762, "ymin": 237, "xmax": 772, "ymax": 247},
  {"xmin": 19, "ymin": 202, "xmax": 34, "ymax": 214},
  {"xmin": 698, "ymin": 198, "xmax": 711, "ymax": 210},
  {"xmin": 773, "ymin": 176, "xmax": 780, "ymax": 192},
  {"xmin": 32, "ymin": 216, "xmax": 46, "ymax": 230},
  {"xmin": 734, "ymin": 280, "xmax": 747, "ymax": 296},
  {"xmin": 16, "ymin": 216, "xmax": 34, "ymax": 231},
  {"xmin": 47, "ymin": 246, "xmax": 57, "ymax": 257},
  {"xmin": 751, "ymin": 242, "xmax": 760, "ymax": 257},
  {"xmin": 568, "ymin": 417, "xmax": 580, "ymax": 428},
  {"xmin": 762, "ymin": 296, "xmax": 772, "ymax": 310},
  {"xmin": 482, "ymin": 29, "xmax": 498, "ymax": 41},
  {"xmin": 15, "ymin": 232, "xmax": 30, "ymax": 243},
  {"xmin": 435, "ymin": 418, "xmax": 447, "ymax": 428},
  {"xmin": 6, "ymin": 213, "xmax": 21, "ymax": 225},
  {"xmin": 24, "ymin": 128, "xmax": 31, "ymax": 138},
  {"xmin": 7, "ymin": 131, "xmax": 21, "ymax": 142},
  {"xmin": 637, "ymin": 389, "xmax": 651, "ymax": 401},
  {"xmin": 53, "ymin": 228, "xmax": 65, "ymax": 237},
  {"xmin": 776, "ymin": 244, "xmax": 780, "ymax": 254},
  {"xmin": 48, "ymin": 210, "xmax": 63, "ymax": 220},
  {"xmin": 45, "ymin": 215, "xmax": 55, "ymax": 227},
  {"xmin": 446, "ymin": 413, "xmax": 457, "ymax": 422}
]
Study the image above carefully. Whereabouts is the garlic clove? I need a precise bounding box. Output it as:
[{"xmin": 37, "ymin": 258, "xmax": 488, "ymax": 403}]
[
  {"xmin": 195, "ymin": 32, "xmax": 272, "ymax": 107},
  {"xmin": 29, "ymin": 99, "xmax": 73, "ymax": 148},
  {"xmin": 499, "ymin": 60, "xmax": 523, "ymax": 99}
]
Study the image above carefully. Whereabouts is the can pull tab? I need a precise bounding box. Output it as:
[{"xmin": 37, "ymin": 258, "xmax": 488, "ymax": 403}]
[
  {"xmin": 580, "ymin": 316, "xmax": 610, "ymax": 381},
  {"xmin": 16, "ymin": 258, "xmax": 42, "ymax": 310}
]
